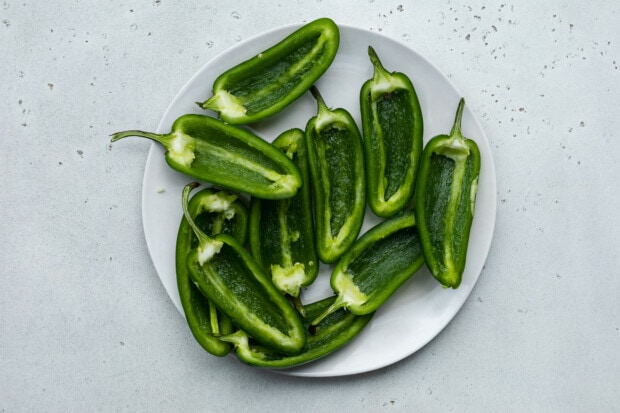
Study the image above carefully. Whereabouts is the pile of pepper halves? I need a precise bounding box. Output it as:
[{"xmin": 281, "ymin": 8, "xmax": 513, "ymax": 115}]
[{"xmin": 111, "ymin": 18, "xmax": 481, "ymax": 369}]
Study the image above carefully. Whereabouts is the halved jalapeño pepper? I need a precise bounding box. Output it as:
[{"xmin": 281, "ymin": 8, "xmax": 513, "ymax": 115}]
[
  {"xmin": 414, "ymin": 98, "xmax": 481, "ymax": 289},
  {"xmin": 360, "ymin": 46, "xmax": 423, "ymax": 217},
  {"xmin": 312, "ymin": 211, "xmax": 424, "ymax": 325},
  {"xmin": 181, "ymin": 183, "xmax": 306, "ymax": 354},
  {"xmin": 219, "ymin": 295, "xmax": 373, "ymax": 368},
  {"xmin": 176, "ymin": 187, "xmax": 248, "ymax": 356},
  {"xmin": 110, "ymin": 114, "xmax": 301, "ymax": 200},
  {"xmin": 198, "ymin": 18, "xmax": 340, "ymax": 124},
  {"xmin": 305, "ymin": 86, "xmax": 366, "ymax": 264},
  {"xmin": 249, "ymin": 129, "xmax": 318, "ymax": 310}
]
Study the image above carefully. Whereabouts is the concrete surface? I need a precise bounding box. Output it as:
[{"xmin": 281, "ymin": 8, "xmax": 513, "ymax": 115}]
[{"xmin": 1, "ymin": 0, "xmax": 619, "ymax": 411}]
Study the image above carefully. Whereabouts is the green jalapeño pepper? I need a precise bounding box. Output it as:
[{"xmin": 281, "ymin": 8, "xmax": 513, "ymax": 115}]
[
  {"xmin": 360, "ymin": 46, "xmax": 424, "ymax": 218},
  {"xmin": 414, "ymin": 98, "xmax": 481, "ymax": 289},
  {"xmin": 181, "ymin": 183, "xmax": 306, "ymax": 354},
  {"xmin": 198, "ymin": 18, "xmax": 340, "ymax": 124},
  {"xmin": 312, "ymin": 211, "xmax": 424, "ymax": 325},
  {"xmin": 176, "ymin": 187, "xmax": 248, "ymax": 357},
  {"xmin": 249, "ymin": 129, "xmax": 318, "ymax": 311},
  {"xmin": 305, "ymin": 86, "xmax": 366, "ymax": 264},
  {"xmin": 110, "ymin": 114, "xmax": 301, "ymax": 200},
  {"xmin": 219, "ymin": 295, "xmax": 374, "ymax": 369}
]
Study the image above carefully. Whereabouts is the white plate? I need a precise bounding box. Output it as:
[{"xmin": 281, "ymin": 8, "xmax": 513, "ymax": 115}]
[{"xmin": 142, "ymin": 22, "xmax": 497, "ymax": 377}]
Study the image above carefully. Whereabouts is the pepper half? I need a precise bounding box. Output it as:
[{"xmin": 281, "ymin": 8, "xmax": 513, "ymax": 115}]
[
  {"xmin": 181, "ymin": 183, "xmax": 306, "ymax": 354},
  {"xmin": 198, "ymin": 18, "xmax": 340, "ymax": 124},
  {"xmin": 413, "ymin": 98, "xmax": 481, "ymax": 289},
  {"xmin": 360, "ymin": 46, "xmax": 423, "ymax": 217},
  {"xmin": 312, "ymin": 211, "xmax": 424, "ymax": 325},
  {"xmin": 219, "ymin": 295, "xmax": 373, "ymax": 369},
  {"xmin": 176, "ymin": 187, "xmax": 248, "ymax": 356},
  {"xmin": 110, "ymin": 114, "xmax": 301, "ymax": 200},
  {"xmin": 305, "ymin": 86, "xmax": 366, "ymax": 264},
  {"xmin": 249, "ymin": 128, "xmax": 318, "ymax": 311}
]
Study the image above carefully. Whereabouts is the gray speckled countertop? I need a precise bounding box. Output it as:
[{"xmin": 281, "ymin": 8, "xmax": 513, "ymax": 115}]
[{"xmin": 2, "ymin": 1, "xmax": 619, "ymax": 411}]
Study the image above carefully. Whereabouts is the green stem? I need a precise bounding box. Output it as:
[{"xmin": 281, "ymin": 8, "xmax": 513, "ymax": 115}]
[
  {"xmin": 368, "ymin": 45, "xmax": 391, "ymax": 84},
  {"xmin": 209, "ymin": 300, "xmax": 221, "ymax": 336},
  {"xmin": 310, "ymin": 85, "xmax": 338, "ymax": 133},
  {"xmin": 218, "ymin": 329, "xmax": 247, "ymax": 347},
  {"xmin": 109, "ymin": 130, "xmax": 171, "ymax": 146},
  {"xmin": 310, "ymin": 85, "xmax": 329, "ymax": 115},
  {"xmin": 290, "ymin": 295, "xmax": 306, "ymax": 318},
  {"xmin": 368, "ymin": 45, "xmax": 381, "ymax": 67},
  {"xmin": 450, "ymin": 98, "xmax": 466, "ymax": 141},
  {"xmin": 310, "ymin": 294, "xmax": 347, "ymax": 326},
  {"xmin": 182, "ymin": 183, "xmax": 214, "ymax": 246}
]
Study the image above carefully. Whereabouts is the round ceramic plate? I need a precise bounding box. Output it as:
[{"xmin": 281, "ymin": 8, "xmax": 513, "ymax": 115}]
[{"xmin": 142, "ymin": 22, "xmax": 497, "ymax": 377}]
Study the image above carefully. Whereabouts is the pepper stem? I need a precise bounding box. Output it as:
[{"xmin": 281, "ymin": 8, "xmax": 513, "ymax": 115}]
[
  {"xmin": 110, "ymin": 130, "xmax": 170, "ymax": 146},
  {"xmin": 310, "ymin": 85, "xmax": 329, "ymax": 115},
  {"xmin": 368, "ymin": 45, "xmax": 391, "ymax": 84},
  {"xmin": 218, "ymin": 329, "xmax": 248, "ymax": 348},
  {"xmin": 183, "ymin": 183, "xmax": 224, "ymax": 265},
  {"xmin": 182, "ymin": 183, "xmax": 214, "ymax": 247},
  {"xmin": 310, "ymin": 85, "xmax": 337, "ymax": 131},
  {"xmin": 449, "ymin": 98, "xmax": 466, "ymax": 141},
  {"xmin": 209, "ymin": 300, "xmax": 221, "ymax": 336},
  {"xmin": 290, "ymin": 295, "xmax": 306, "ymax": 318},
  {"xmin": 310, "ymin": 294, "xmax": 347, "ymax": 326}
]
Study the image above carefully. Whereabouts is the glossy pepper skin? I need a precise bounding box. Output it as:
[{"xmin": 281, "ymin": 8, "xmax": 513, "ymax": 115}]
[
  {"xmin": 176, "ymin": 187, "xmax": 248, "ymax": 356},
  {"xmin": 312, "ymin": 211, "xmax": 424, "ymax": 325},
  {"xmin": 414, "ymin": 98, "xmax": 481, "ymax": 289},
  {"xmin": 360, "ymin": 46, "xmax": 423, "ymax": 217},
  {"xmin": 305, "ymin": 86, "xmax": 366, "ymax": 264},
  {"xmin": 219, "ymin": 295, "xmax": 374, "ymax": 369},
  {"xmin": 198, "ymin": 18, "xmax": 340, "ymax": 125},
  {"xmin": 181, "ymin": 183, "xmax": 306, "ymax": 354},
  {"xmin": 110, "ymin": 114, "xmax": 301, "ymax": 200},
  {"xmin": 249, "ymin": 129, "xmax": 318, "ymax": 310}
]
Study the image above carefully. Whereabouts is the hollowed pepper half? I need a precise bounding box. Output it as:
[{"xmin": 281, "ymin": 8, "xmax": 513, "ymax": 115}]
[
  {"xmin": 305, "ymin": 86, "xmax": 366, "ymax": 264},
  {"xmin": 219, "ymin": 295, "xmax": 373, "ymax": 369},
  {"xmin": 175, "ymin": 187, "xmax": 248, "ymax": 356},
  {"xmin": 312, "ymin": 211, "xmax": 424, "ymax": 326},
  {"xmin": 198, "ymin": 18, "xmax": 340, "ymax": 124},
  {"xmin": 249, "ymin": 129, "xmax": 318, "ymax": 311},
  {"xmin": 414, "ymin": 98, "xmax": 481, "ymax": 289},
  {"xmin": 360, "ymin": 46, "xmax": 423, "ymax": 217},
  {"xmin": 181, "ymin": 183, "xmax": 306, "ymax": 354},
  {"xmin": 110, "ymin": 114, "xmax": 301, "ymax": 200}
]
